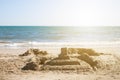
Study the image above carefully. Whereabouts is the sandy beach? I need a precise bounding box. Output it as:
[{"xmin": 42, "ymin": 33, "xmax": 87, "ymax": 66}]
[
  {"xmin": 1, "ymin": 0, "xmax": 120, "ymax": 79},
  {"xmin": 0, "ymin": 43, "xmax": 120, "ymax": 80}
]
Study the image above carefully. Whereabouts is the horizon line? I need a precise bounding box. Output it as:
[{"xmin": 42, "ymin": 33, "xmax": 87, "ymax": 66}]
[{"xmin": 0, "ymin": 25, "xmax": 120, "ymax": 27}]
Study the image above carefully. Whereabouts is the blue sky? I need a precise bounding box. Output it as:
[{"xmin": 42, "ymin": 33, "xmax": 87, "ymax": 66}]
[{"xmin": 0, "ymin": 0, "xmax": 120, "ymax": 26}]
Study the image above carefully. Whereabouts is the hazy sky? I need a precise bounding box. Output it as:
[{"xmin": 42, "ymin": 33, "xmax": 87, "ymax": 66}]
[{"xmin": 0, "ymin": 0, "xmax": 120, "ymax": 26}]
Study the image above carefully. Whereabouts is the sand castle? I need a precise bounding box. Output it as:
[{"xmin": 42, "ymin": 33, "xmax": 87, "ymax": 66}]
[
  {"xmin": 19, "ymin": 48, "xmax": 119, "ymax": 71},
  {"xmin": 44, "ymin": 48, "xmax": 99, "ymax": 70}
]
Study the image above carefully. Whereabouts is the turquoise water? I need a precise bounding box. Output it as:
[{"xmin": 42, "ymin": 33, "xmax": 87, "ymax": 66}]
[{"xmin": 0, "ymin": 26, "xmax": 120, "ymax": 43}]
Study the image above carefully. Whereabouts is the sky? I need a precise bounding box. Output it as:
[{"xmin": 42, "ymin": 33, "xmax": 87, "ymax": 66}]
[{"xmin": 0, "ymin": 0, "xmax": 120, "ymax": 26}]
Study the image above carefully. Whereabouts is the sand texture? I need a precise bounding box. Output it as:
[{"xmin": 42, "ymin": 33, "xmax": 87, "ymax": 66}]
[{"xmin": 0, "ymin": 47, "xmax": 120, "ymax": 80}]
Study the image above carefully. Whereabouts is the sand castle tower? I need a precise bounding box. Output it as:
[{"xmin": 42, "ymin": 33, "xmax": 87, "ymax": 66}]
[
  {"xmin": 46, "ymin": 47, "xmax": 81, "ymax": 65},
  {"xmin": 58, "ymin": 48, "xmax": 70, "ymax": 59}
]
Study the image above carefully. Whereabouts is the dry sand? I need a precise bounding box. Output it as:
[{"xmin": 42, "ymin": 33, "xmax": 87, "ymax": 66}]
[{"xmin": 0, "ymin": 43, "xmax": 120, "ymax": 80}]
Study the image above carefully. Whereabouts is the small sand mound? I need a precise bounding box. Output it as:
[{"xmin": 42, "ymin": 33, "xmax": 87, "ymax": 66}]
[
  {"xmin": 93, "ymin": 54, "xmax": 119, "ymax": 69},
  {"xmin": 68, "ymin": 48, "xmax": 100, "ymax": 56},
  {"xmin": 19, "ymin": 48, "xmax": 48, "ymax": 56},
  {"xmin": 22, "ymin": 62, "xmax": 39, "ymax": 70},
  {"xmin": 19, "ymin": 48, "xmax": 53, "ymax": 70}
]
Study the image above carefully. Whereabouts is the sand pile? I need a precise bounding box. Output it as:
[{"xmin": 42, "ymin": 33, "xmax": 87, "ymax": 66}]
[
  {"xmin": 93, "ymin": 54, "xmax": 119, "ymax": 69},
  {"xmin": 68, "ymin": 48, "xmax": 100, "ymax": 56},
  {"xmin": 22, "ymin": 62, "xmax": 39, "ymax": 70},
  {"xmin": 19, "ymin": 48, "xmax": 48, "ymax": 56},
  {"xmin": 20, "ymin": 49, "xmax": 53, "ymax": 70}
]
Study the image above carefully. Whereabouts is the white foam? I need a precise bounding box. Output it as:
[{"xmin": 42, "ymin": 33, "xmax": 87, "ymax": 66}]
[
  {"xmin": 27, "ymin": 41, "xmax": 120, "ymax": 45},
  {"xmin": 0, "ymin": 41, "xmax": 120, "ymax": 48}
]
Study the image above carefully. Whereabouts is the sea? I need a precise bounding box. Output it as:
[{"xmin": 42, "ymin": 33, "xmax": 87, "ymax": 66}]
[{"xmin": 0, "ymin": 26, "xmax": 120, "ymax": 48}]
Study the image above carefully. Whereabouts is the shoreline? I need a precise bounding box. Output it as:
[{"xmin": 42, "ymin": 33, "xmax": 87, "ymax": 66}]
[{"xmin": 0, "ymin": 42, "xmax": 120, "ymax": 56}]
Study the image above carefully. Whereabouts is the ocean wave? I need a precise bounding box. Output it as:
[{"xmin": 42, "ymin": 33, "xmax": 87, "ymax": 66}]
[{"xmin": 0, "ymin": 41, "xmax": 120, "ymax": 48}]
